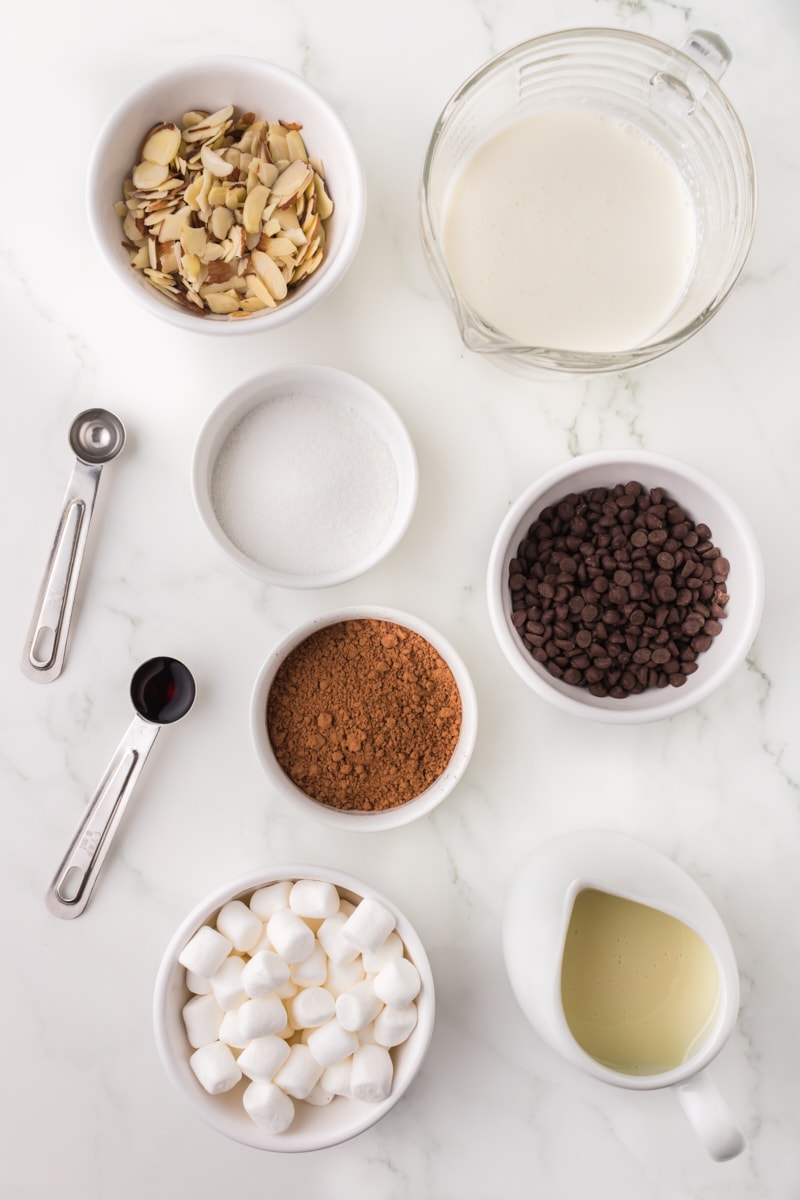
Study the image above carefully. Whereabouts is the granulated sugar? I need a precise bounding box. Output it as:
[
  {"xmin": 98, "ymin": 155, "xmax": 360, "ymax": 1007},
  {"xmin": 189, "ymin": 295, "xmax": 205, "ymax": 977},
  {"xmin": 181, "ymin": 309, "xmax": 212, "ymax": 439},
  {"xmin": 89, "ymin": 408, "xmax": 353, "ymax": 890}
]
[{"xmin": 210, "ymin": 392, "xmax": 399, "ymax": 576}]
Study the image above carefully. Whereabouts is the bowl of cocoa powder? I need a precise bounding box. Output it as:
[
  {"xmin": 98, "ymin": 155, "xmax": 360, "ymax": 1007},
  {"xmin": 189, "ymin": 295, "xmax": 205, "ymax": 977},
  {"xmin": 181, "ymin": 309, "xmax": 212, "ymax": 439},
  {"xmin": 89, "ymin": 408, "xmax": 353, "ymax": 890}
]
[
  {"xmin": 487, "ymin": 450, "xmax": 764, "ymax": 724},
  {"xmin": 250, "ymin": 606, "xmax": 478, "ymax": 828}
]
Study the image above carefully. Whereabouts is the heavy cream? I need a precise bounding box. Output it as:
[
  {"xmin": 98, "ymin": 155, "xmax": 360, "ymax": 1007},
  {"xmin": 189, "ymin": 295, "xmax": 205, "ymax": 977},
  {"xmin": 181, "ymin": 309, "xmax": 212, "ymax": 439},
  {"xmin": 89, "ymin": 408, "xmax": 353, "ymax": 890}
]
[
  {"xmin": 441, "ymin": 109, "xmax": 696, "ymax": 352},
  {"xmin": 560, "ymin": 888, "xmax": 720, "ymax": 1076}
]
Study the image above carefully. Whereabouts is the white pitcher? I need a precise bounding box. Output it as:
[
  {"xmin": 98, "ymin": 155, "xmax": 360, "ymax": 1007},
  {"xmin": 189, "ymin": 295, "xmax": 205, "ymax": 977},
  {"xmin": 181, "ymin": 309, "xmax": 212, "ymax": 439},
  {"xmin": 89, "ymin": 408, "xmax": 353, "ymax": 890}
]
[{"xmin": 502, "ymin": 829, "xmax": 745, "ymax": 1161}]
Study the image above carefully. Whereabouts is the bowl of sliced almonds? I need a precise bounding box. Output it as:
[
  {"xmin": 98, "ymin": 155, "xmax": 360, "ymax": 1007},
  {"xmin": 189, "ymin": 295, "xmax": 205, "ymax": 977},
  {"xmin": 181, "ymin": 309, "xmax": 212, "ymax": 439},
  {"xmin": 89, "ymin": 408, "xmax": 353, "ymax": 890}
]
[{"xmin": 87, "ymin": 55, "xmax": 366, "ymax": 333}]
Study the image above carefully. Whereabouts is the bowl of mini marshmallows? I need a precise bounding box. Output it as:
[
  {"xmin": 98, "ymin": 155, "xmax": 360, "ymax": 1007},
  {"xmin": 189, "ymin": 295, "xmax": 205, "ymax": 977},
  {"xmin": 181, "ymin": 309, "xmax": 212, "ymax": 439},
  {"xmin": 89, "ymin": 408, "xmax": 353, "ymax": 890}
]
[
  {"xmin": 153, "ymin": 866, "xmax": 434, "ymax": 1151},
  {"xmin": 487, "ymin": 450, "xmax": 764, "ymax": 724},
  {"xmin": 87, "ymin": 55, "xmax": 365, "ymax": 334}
]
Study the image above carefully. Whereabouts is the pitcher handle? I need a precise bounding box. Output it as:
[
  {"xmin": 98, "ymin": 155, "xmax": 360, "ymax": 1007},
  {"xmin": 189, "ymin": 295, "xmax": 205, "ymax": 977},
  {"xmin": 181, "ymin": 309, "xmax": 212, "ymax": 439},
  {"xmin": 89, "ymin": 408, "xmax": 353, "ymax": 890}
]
[{"xmin": 674, "ymin": 1070, "xmax": 746, "ymax": 1161}]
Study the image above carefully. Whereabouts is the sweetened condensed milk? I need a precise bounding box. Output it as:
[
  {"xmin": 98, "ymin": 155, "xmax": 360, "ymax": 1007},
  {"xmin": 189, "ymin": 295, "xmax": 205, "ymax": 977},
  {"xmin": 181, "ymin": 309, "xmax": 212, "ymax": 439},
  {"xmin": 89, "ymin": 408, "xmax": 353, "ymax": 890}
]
[
  {"xmin": 441, "ymin": 110, "xmax": 696, "ymax": 352},
  {"xmin": 561, "ymin": 889, "xmax": 720, "ymax": 1075}
]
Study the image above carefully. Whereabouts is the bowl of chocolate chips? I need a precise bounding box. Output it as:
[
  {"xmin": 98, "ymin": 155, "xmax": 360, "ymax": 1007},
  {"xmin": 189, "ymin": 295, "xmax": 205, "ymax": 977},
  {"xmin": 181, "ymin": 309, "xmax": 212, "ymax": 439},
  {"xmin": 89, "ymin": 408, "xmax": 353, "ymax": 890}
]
[{"xmin": 487, "ymin": 450, "xmax": 764, "ymax": 723}]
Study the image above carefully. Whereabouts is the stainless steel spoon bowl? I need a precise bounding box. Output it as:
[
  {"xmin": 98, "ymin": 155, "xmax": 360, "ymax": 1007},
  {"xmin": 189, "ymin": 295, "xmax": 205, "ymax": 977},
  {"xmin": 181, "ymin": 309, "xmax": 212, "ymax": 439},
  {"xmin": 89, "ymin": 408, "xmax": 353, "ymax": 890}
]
[
  {"xmin": 21, "ymin": 408, "xmax": 126, "ymax": 683},
  {"xmin": 45, "ymin": 656, "xmax": 196, "ymax": 919}
]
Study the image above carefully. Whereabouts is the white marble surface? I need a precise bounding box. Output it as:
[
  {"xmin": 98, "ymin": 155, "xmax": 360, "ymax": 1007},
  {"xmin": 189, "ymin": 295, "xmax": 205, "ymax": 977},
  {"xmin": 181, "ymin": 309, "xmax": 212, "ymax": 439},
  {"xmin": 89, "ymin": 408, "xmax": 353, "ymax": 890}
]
[{"xmin": 2, "ymin": 0, "xmax": 799, "ymax": 1196}]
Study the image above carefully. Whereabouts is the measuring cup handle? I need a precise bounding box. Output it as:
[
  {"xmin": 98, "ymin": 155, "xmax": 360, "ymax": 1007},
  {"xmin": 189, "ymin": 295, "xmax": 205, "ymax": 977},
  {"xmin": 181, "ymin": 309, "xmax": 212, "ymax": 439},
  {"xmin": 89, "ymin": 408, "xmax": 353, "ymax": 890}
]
[
  {"xmin": 674, "ymin": 1069, "xmax": 746, "ymax": 1161},
  {"xmin": 21, "ymin": 457, "xmax": 103, "ymax": 684},
  {"xmin": 45, "ymin": 716, "xmax": 160, "ymax": 919},
  {"xmin": 681, "ymin": 30, "xmax": 732, "ymax": 82}
]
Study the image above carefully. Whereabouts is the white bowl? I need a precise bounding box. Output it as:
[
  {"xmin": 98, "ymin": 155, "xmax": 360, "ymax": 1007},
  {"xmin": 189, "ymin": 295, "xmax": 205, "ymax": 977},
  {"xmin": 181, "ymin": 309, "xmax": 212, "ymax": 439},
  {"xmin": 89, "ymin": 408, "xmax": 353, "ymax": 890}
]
[
  {"xmin": 250, "ymin": 606, "xmax": 478, "ymax": 829},
  {"xmin": 87, "ymin": 55, "xmax": 366, "ymax": 334},
  {"xmin": 153, "ymin": 865, "xmax": 435, "ymax": 1152},
  {"xmin": 192, "ymin": 364, "xmax": 418, "ymax": 588},
  {"xmin": 487, "ymin": 450, "xmax": 764, "ymax": 724}
]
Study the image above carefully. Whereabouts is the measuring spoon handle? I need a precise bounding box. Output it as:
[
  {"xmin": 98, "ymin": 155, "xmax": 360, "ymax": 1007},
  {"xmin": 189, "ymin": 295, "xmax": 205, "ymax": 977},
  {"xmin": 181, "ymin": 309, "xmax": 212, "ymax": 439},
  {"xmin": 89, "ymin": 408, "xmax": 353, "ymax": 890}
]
[
  {"xmin": 21, "ymin": 457, "xmax": 104, "ymax": 684},
  {"xmin": 45, "ymin": 715, "xmax": 160, "ymax": 919}
]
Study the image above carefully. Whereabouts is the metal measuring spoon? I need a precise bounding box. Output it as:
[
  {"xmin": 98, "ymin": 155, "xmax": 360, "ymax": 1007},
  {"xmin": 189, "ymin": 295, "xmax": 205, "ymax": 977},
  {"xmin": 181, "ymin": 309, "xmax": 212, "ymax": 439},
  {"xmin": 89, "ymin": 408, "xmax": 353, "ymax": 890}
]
[
  {"xmin": 21, "ymin": 408, "xmax": 126, "ymax": 683},
  {"xmin": 45, "ymin": 656, "xmax": 196, "ymax": 919}
]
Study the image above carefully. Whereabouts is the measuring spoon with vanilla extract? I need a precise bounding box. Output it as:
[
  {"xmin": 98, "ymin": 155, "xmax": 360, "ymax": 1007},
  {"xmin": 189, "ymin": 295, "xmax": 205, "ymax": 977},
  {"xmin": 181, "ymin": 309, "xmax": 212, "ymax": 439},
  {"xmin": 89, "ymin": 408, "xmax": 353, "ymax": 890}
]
[{"xmin": 46, "ymin": 657, "xmax": 196, "ymax": 919}]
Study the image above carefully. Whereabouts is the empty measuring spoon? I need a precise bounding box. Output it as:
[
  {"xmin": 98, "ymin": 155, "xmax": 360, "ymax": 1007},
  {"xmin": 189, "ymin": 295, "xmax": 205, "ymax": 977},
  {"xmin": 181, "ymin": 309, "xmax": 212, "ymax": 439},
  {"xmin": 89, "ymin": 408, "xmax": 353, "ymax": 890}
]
[
  {"xmin": 45, "ymin": 656, "xmax": 196, "ymax": 920},
  {"xmin": 21, "ymin": 408, "xmax": 126, "ymax": 683}
]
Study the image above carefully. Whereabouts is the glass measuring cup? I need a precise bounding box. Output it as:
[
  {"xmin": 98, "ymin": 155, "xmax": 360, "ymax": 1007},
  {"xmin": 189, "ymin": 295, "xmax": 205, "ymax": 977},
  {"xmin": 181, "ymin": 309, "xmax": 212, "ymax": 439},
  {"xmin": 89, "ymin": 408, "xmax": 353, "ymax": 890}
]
[{"xmin": 420, "ymin": 29, "xmax": 756, "ymax": 378}]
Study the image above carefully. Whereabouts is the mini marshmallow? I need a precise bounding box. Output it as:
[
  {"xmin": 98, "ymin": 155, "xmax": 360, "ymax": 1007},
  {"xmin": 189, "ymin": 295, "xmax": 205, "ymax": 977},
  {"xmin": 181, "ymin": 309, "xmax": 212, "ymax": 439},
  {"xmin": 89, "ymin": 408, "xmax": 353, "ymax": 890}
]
[
  {"xmin": 317, "ymin": 912, "xmax": 361, "ymax": 966},
  {"xmin": 341, "ymin": 897, "xmax": 396, "ymax": 955},
  {"xmin": 289, "ymin": 879, "xmax": 340, "ymax": 919},
  {"xmin": 320, "ymin": 1058, "xmax": 353, "ymax": 1098},
  {"xmin": 219, "ymin": 1008, "xmax": 250, "ymax": 1050},
  {"xmin": 350, "ymin": 1044, "xmax": 393, "ymax": 1103},
  {"xmin": 357, "ymin": 1022, "xmax": 379, "ymax": 1046},
  {"xmin": 289, "ymin": 986, "xmax": 335, "ymax": 1029},
  {"xmin": 267, "ymin": 908, "xmax": 315, "ymax": 963},
  {"xmin": 249, "ymin": 880, "xmax": 292, "ymax": 920},
  {"xmin": 248, "ymin": 925, "xmax": 273, "ymax": 955},
  {"xmin": 306, "ymin": 1018, "xmax": 359, "ymax": 1068},
  {"xmin": 335, "ymin": 980, "xmax": 383, "ymax": 1033},
  {"xmin": 216, "ymin": 899, "xmax": 263, "ymax": 953},
  {"xmin": 290, "ymin": 943, "xmax": 327, "ymax": 987},
  {"xmin": 374, "ymin": 1002, "xmax": 418, "ymax": 1048},
  {"xmin": 305, "ymin": 1080, "xmax": 334, "ymax": 1106},
  {"xmin": 275, "ymin": 978, "xmax": 298, "ymax": 1000},
  {"xmin": 373, "ymin": 958, "xmax": 421, "ymax": 1008},
  {"xmin": 242, "ymin": 949, "xmax": 290, "ymax": 998},
  {"xmin": 326, "ymin": 956, "xmax": 366, "ymax": 997},
  {"xmin": 243, "ymin": 1080, "xmax": 295, "ymax": 1133},
  {"xmin": 238, "ymin": 1035, "xmax": 291, "ymax": 1082},
  {"xmin": 189, "ymin": 1041, "xmax": 242, "ymax": 1095},
  {"xmin": 273, "ymin": 1044, "xmax": 324, "ymax": 1100},
  {"xmin": 178, "ymin": 925, "xmax": 232, "ymax": 979},
  {"xmin": 182, "ymin": 993, "xmax": 224, "ymax": 1049},
  {"xmin": 185, "ymin": 969, "xmax": 212, "ymax": 996},
  {"xmin": 210, "ymin": 955, "xmax": 248, "ymax": 1011},
  {"xmin": 238, "ymin": 994, "xmax": 287, "ymax": 1039},
  {"xmin": 362, "ymin": 930, "xmax": 404, "ymax": 975}
]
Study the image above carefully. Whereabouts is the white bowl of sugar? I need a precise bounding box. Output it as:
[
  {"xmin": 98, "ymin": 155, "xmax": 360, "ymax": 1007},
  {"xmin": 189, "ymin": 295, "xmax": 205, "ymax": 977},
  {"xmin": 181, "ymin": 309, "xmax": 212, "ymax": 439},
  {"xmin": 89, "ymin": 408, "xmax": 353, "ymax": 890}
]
[{"xmin": 192, "ymin": 364, "xmax": 418, "ymax": 587}]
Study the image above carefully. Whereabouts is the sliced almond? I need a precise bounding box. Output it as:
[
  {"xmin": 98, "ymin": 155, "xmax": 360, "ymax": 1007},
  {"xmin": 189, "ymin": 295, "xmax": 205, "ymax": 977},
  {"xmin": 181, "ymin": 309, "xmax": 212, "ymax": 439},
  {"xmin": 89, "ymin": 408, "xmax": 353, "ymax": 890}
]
[
  {"xmin": 210, "ymin": 205, "xmax": 234, "ymax": 240},
  {"xmin": 267, "ymin": 124, "xmax": 289, "ymax": 163},
  {"xmin": 257, "ymin": 160, "xmax": 279, "ymax": 189},
  {"xmin": 286, "ymin": 129, "xmax": 308, "ymax": 162},
  {"xmin": 263, "ymin": 236, "xmax": 297, "ymax": 259},
  {"xmin": 225, "ymin": 184, "xmax": 247, "ymax": 209},
  {"xmin": 157, "ymin": 205, "xmax": 191, "ymax": 243},
  {"xmin": 238, "ymin": 295, "xmax": 268, "ymax": 312},
  {"xmin": 130, "ymin": 245, "xmax": 149, "ymax": 269},
  {"xmin": 132, "ymin": 161, "xmax": 170, "ymax": 190},
  {"xmin": 313, "ymin": 172, "xmax": 334, "ymax": 220},
  {"xmin": 203, "ymin": 290, "xmax": 240, "ymax": 314},
  {"xmin": 251, "ymin": 249, "xmax": 288, "ymax": 300},
  {"xmin": 200, "ymin": 143, "xmax": 235, "ymax": 178},
  {"xmin": 242, "ymin": 183, "xmax": 269, "ymax": 233},
  {"xmin": 271, "ymin": 158, "xmax": 313, "ymax": 205},
  {"xmin": 141, "ymin": 123, "xmax": 182, "ymax": 166},
  {"xmin": 159, "ymin": 243, "xmax": 180, "ymax": 274},
  {"xmin": 245, "ymin": 272, "xmax": 277, "ymax": 308},
  {"xmin": 180, "ymin": 224, "xmax": 207, "ymax": 256},
  {"xmin": 205, "ymin": 260, "xmax": 235, "ymax": 284}
]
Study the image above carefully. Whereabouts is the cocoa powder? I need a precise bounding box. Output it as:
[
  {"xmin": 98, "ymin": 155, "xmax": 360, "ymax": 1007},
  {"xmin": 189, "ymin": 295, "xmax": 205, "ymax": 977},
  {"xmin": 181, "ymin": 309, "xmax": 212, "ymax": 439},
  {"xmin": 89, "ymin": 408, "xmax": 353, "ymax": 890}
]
[{"xmin": 266, "ymin": 619, "xmax": 462, "ymax": 811}]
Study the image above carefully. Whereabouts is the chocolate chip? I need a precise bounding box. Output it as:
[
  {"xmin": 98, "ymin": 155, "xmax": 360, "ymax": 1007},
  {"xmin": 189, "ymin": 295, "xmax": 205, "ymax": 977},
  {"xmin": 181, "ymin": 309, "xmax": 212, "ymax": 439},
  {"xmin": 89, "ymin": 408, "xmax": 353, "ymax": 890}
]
[{"xmin": 508, "ymin": 481, "xmax": 730, "ymax": 699}]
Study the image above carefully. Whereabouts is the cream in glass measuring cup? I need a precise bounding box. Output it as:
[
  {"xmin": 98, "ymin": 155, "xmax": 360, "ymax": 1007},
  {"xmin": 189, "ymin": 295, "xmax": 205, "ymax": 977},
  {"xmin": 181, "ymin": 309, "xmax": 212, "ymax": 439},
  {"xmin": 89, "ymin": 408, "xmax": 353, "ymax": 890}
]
[
  {"xmin": 441, "ymin": 109, "xmax": 696, "ymax": 353},
  {"xmin": 420, "ymin": 28, "xmax": 756, "ymax": 376}
]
